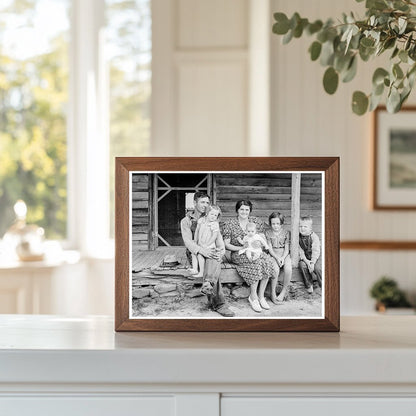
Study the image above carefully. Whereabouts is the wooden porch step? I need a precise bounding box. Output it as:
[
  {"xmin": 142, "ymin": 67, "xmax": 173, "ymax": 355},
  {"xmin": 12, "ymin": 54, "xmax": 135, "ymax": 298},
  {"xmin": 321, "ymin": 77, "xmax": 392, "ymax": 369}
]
[{"xmin": 132, "ymin": 246, "xmax": 304, "ymax": 286}]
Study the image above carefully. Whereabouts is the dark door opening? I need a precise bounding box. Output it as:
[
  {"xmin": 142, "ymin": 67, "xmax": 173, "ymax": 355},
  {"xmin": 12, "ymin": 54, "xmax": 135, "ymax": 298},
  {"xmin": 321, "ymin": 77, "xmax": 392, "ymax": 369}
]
[{"xmin": 157, "ymin": 173, "xmax": 210, "ymax": 247}]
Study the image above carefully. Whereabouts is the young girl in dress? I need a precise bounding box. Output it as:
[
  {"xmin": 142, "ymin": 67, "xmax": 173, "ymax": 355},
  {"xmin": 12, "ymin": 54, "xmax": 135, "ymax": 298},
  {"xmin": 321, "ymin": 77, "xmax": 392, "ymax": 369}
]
[
  {"xmin": 189, "ymin": 205, "xmax": 222, "ymax": 278},
  {"xmin": 265, "ymin": 212, "xmax": 292, "ymax": 303}
]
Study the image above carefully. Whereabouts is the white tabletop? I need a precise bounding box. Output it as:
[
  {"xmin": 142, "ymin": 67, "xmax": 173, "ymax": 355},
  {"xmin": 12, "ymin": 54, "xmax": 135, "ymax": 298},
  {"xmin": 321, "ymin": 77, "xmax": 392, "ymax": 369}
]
[{"xmin": 0, "ymin": 315, "xmax": 415, "ymax": 386}]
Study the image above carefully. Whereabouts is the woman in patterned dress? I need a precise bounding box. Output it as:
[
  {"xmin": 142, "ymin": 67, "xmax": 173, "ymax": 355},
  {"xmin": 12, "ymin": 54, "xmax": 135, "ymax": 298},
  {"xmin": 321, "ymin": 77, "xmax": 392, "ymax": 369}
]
[{"xmin": 222, "ymin": 200, "xmax": 276, "ymax": 313}]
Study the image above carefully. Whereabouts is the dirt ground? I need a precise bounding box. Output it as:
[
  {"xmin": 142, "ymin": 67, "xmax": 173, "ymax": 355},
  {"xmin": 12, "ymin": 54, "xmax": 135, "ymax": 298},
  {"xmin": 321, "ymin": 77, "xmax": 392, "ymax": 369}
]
[{"xmin": 132, "ymin": 282, "xmax": 322, "ymax": 318}]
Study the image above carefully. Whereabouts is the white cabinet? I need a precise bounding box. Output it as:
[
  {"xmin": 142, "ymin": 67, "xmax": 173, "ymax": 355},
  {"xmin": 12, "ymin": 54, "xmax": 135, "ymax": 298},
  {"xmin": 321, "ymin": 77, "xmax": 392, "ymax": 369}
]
[
  {"xmin": 1, "ymin": 397, "xmax": 175, "ymax": 416},
  {"xmin": 222, "ymin": 398, "xmax": 416, "ymax": 416},
  {"xmin": 1, "ymin": 316, "xmax": 416, "ymax": 415}
]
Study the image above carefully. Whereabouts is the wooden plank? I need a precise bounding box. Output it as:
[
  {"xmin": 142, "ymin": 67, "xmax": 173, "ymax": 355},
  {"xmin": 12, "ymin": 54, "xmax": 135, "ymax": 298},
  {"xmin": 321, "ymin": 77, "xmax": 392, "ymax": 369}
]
[
  {"xmin": 132, "ymin": 234, "xmax": 148, "ymax": 241},
  {"xmin": 132, "ymin": 218, "xmax": 149, "ymax": 226},
  {"xmin": 132, "ymin": 212, "xmax": 150, "ymax": 219},
  {"xmin": 216, "ymin": 177, "xmax": 292, "ymax": 187},
  {"xmin": 215, "ymin": 173, "xmax": 292, "ymax": 178},
  {"xmin": 132, "ymin": 174, "xmax": 149, "ymax": 184},
  {"xmin": 217, "ymin": 186, "xmax": 292, "ymax": 194},
  {"xmin": 217, "ymin": 186, "xmax": 320, "ymax": 195},
  {"xmin": 291, "ymin": 173, "xmax": 301, "ymax": 266},
  {"xmin": 218, "ymin": 194, "xmax": 292, "ymax": 201},
  {"xmin": 132, "ymin": 266, "xmax": 304, "ymax": 287},
  {"xmin": 217, "ymin": 201, "xmax": 323, "ymax": 210},
  {"xmin": 132, "ymin": 225, "xmax": 150, "ymax": 232},
  {"xmin": 131, "ymin": 191, "xmax": 148, "ymax": 200},
  {"xmin": 132, "ymin": 200, "xmax": 149, "ymax": 209}
]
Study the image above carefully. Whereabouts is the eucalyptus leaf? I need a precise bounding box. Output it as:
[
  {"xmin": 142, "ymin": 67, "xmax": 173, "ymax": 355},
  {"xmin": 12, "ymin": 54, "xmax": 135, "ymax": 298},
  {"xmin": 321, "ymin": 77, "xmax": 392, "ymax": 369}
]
[
  {"xmin": 369, "ymin": 92, "xmax": 383, "ymax": 111},
  {"xmin": 383, "ymin": 37, "xmax": 396, "ymax": 50},
  {"xmin": 399, "ymin": 50, "xmax": 408, "ymax": 63},
  {"xmin": 393, "ymin": 63, "xmax": 404, "ymax": 79},
  {"xmin": 391, "ymin": 47, "xmax": 399, "ymax": 59},
  {"xmin": 282, "ymin": 29, "xmax": 293, "ymax": 44},
  {"xmin": 398, "ymin": 17, "xmax": 407, "ymax": 34},
  {"xmin": 374, "ymin": 82, "xmax": 385, "ymax": 96},
  {"xmin": 323, "ymin": 67, "xmax": 339, "ymax": 94},
  {"xmin": 372, "ymin": 68, "xmax": 389, "ymax": 85},
  {"xmin": 386, "ymin": 87, "xmax": 401, "ymax": 112},
  {"xmin": 309, "ymin": 41, "xmax": 322, "ymax": 61},
  {"xmin": 342, "ymin": 56, "xmax": 357, "ymax": 82},
  {"xmin": 320, "ymin": 40, "xmax": 335, "ymax": 66},
  {"xmin": 273, "ymin": 13, "xmax": 290, "ymax": 34},
  {"xmin": 334, "ymin": 52, "xmax": 351, "ymax": 72},
  {"xmin": 405, "ymin": 34, "xmax": 413, "ymax": 51},
  {"xmin": 352, "ymin": 91, "xmax": 369, "ymax": 115},
  {"xmin": 366, "ymin": 0, "xmax": 388, "ymax": 10},
  {"xmin": 307, "ymin": 20, "xmax": 323, "ymax": 35},
  {"xmin": 360, "ymin": 37, "xmax": 375, "ymax": 48}
]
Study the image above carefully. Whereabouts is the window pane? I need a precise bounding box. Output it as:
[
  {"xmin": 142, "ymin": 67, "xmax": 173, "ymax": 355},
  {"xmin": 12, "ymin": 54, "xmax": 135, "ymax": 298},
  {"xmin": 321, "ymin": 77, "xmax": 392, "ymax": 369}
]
[
  {"xmin": 106, "ymin": 0, "xmax": 151, "ymax": 237},
  {"xmin": 0, "ymin": 0, "xmax": 70, "ymax": 239}
]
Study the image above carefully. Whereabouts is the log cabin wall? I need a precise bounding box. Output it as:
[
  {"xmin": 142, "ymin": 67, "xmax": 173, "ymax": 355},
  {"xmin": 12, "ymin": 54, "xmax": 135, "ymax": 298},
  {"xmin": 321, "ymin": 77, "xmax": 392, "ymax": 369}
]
[
  {"xmin": 215, "ymin": 173, "xmax": 322, "ymax": 242},
  {"xmin": 131, "ymin": 172, "xmax": 322, "ymax": 253},
  {"xmin": 300, "ymin": 173, "xmax": 322, "ymax": 243},
  {"xmin": 131, "ymin": 174, "xmax": 150, "ymax": 250}
]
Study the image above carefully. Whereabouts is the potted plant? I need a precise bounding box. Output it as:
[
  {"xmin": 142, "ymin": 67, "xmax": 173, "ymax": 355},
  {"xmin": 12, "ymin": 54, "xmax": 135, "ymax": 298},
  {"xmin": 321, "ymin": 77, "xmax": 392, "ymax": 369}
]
[
  {"xmin": 369, "ymin": 276, "xmax": 413, "ymax": 312},
  {"xmin": 272, "ymin": 0, "xmax": 416, "ymax": 115}
]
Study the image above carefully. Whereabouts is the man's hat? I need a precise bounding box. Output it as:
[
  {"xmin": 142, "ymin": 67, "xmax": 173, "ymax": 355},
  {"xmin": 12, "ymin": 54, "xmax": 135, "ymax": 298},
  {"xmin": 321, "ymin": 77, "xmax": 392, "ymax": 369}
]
[{"xmin": 161, "ymin": 254, "xmax": 180, "ymax": 267}]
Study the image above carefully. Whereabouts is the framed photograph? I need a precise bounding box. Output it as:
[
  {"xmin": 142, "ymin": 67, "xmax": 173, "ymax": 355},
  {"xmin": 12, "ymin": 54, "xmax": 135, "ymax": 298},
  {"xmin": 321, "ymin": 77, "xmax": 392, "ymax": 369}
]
[
  {"xmin": 115, "ymin": 157, "xmax": 339, "ymax": 331},
  {"xmin": 374, "ymin": 106, "xmax": 416, "ymax": 210}
]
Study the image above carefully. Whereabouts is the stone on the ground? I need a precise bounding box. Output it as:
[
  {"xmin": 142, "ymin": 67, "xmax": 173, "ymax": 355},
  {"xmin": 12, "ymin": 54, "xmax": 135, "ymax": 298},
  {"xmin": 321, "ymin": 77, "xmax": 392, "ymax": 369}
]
[
  {"xmin": 154, "ymin": 283, "xmax": 177, "ymax": 294},
  {"xmin": 222, "ymin": 287, "xmax": 231, "ymax": 297},
  {"xmin": 149, "ymin": 289, "xmax": 159, "ymax": 298},
  {"xmin": 160, "ymin": 290, "xmax": 180, "ymax": 298},
  {"xmin": 232, "ymin": 286, "xmax": 250, "ymax": 299},
  {"xmin": 132, "ymin": 288, "xmax": 151, "ymax": 299},
  {"xmin": 187, "ymin": 288, "xmax": 204, "ymax": 298}
]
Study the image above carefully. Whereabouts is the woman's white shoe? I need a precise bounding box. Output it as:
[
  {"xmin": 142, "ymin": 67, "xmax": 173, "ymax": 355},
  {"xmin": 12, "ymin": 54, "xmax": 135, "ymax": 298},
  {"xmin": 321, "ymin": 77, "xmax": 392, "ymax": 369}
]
[
  {"xmin": 259, "ymin": 297, "xmax": 270, "ymax": 310},
  {"xmin": 248, "ymin": 296, "xmax": 262, "ymax": 313}
]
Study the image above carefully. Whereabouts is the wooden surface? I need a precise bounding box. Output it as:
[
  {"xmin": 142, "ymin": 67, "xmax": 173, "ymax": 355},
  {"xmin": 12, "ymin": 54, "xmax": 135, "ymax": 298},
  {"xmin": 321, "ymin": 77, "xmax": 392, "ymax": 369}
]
[
  {"xmin": 341, "ymin": 241, "xmax": 416, "ymax": 250},
  {"xmin": 115, "ymin": 157, "xmax": 339, "ymax": 332}
]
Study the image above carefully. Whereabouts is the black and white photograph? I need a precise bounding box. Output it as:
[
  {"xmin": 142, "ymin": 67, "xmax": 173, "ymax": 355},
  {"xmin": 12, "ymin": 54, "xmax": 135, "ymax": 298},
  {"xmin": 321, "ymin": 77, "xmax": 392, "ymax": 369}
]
[{"xmin": 129, "ymin": 171, "xmax": 324, "ymax": 319}]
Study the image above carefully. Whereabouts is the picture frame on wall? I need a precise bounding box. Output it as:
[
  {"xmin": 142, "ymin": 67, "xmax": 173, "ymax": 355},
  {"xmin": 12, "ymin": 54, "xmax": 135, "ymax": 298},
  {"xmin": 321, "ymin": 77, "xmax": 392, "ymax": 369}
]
[
  {"xmin": 115, "ymin": 157, "xmax": 339, "ymax": 332},
  {"xmin": 374, "ymin": 106, "xmax": 416, "ymax": 210}
]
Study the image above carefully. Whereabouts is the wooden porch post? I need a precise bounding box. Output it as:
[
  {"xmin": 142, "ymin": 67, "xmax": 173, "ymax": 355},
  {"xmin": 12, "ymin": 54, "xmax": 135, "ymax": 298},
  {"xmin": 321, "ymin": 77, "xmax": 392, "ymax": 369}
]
[
  {"xmin": 151, "ymin": 174, "xmax": 158, "ymax": 250},
  {"xmin": 291, "ymin": 173, "xmax": 301, "ymax": 267}
]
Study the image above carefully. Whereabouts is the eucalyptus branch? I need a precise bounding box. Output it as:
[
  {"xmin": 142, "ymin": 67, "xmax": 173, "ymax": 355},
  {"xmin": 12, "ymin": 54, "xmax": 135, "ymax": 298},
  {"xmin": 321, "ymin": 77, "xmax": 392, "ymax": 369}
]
[{"xmin": 272, "ymin": 0, "xmax": 416, "ymax": 114}]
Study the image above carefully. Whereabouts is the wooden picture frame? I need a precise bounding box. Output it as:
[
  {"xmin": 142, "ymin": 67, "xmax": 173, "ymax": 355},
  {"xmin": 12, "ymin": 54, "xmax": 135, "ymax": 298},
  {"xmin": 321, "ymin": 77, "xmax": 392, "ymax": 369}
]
[
  {"xmin": 115, "ymin": 157, "xmax": 339, "ymax": 332},
  {"xmin": 373, "ymin": 106, "xmax": 416, "ymax": 210}
]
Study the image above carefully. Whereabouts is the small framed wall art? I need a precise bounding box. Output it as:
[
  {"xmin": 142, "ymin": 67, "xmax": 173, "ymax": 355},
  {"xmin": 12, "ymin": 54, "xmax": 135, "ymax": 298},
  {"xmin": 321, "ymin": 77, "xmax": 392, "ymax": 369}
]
[
  {"xmin": 374, "ymin": 106, "xmax": 416, "ymax": 210},
  {"xmin": 115, "ymin": 157, "xmax": 339, "ymax": 331}
]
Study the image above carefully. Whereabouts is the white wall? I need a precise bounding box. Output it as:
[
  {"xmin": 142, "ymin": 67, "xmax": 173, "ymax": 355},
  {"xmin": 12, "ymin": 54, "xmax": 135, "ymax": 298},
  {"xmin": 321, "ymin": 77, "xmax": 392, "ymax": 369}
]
[
  {"xmin": 36, "ymin": 0, "xmax": 415, "ymax": 316},
  {"xmin": 270, "ymin": 0, "xmax": 416, "ymax": 313}
]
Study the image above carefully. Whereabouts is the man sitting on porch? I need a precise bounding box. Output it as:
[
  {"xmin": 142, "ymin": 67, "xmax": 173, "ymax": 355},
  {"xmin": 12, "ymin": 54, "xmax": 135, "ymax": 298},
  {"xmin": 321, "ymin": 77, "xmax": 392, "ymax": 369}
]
[{"xmin": 180, "ymin": 192, "xmax": 234, "ymax": 317}]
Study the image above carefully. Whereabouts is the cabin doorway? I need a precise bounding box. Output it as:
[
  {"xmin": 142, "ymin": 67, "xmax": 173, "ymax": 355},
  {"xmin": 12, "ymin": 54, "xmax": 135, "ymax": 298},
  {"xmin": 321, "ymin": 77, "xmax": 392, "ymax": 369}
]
[{"xmin": 152, "ymin": 173, "xmax": 213, "ymax": 248}]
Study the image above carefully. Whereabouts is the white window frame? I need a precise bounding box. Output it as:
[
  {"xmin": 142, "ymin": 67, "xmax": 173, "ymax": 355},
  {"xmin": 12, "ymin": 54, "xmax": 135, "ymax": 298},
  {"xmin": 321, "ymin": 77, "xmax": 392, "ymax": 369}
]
[{"xmin": 68, "ymin": 0, "xmax": 112, "ymax": 258}]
